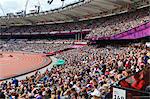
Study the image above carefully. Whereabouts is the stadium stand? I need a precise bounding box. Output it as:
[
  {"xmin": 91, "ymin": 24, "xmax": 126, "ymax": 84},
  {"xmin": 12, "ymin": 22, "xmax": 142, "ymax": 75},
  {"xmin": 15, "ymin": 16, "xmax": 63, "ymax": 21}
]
[
  {"xmin": 0, "ymin": 39, "xmax": 149, "ymax": 98},
  {"xmin": 86, "ymin": 7, "xmax": 150, "ymax": 39},
  {"xmin": 0, "ymin": 6, "xmax": 149, "ymax": 40},
  {"xmin": 0, "ymin": 0, "xmax": 150, "ymax": 99}
]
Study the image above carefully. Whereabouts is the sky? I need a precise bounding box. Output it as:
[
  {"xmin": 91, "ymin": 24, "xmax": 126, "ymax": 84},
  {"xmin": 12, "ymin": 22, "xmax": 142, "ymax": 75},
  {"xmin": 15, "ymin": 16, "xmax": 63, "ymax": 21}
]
[{"xmin": 0, "ymin": 0, "xmax": 78, "ymax": 16}]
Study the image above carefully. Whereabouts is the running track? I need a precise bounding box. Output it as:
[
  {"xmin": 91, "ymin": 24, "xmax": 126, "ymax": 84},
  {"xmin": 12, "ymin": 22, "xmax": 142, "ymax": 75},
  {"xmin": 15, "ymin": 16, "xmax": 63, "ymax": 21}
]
[{"xmin": 0, "ymin": 52, "xmax": 51, "ymax": 81}]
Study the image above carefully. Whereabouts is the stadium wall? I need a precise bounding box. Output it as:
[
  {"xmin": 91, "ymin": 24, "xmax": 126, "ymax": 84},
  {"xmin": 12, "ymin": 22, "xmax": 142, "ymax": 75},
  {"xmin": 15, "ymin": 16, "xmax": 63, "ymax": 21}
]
[{"xmin": 111, "ymin": 22, "xmax": 150, "ymax": 40}]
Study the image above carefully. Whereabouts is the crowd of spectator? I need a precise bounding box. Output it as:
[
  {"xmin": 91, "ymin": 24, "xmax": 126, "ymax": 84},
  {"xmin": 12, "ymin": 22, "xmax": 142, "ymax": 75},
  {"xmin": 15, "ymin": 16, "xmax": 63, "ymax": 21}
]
[
  {"xmin": 86, "ymin": 7, "xmax": 150, "ymax": 38},
  {"xmin": 0, "ymin": 40, "xmax": 149, "ymax": 98},
  {"xmin": 0, "ymin": 7, "xmax": 149, "ymax": 38},
  {"xmin": 0, "ymin": 6, "xmax": 150, "ymax": 99},
  {"xmin": 0, "ymin": 39, "xmax": 74, "ymax": 53}
]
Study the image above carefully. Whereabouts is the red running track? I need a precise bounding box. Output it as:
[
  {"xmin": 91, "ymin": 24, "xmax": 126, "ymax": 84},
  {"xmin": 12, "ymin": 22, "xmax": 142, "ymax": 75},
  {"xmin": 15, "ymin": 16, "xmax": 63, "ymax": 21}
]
[{"xmin": 0, "ymin": 52, "xmax": 51, "ymax": 81}]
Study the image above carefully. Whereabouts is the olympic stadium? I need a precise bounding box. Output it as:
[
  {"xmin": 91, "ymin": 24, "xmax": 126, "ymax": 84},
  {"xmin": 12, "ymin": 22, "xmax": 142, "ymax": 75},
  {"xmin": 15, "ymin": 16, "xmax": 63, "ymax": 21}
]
[{"xmin": 0, "ymin": 0, "xmax": 150, "ymax": 98}]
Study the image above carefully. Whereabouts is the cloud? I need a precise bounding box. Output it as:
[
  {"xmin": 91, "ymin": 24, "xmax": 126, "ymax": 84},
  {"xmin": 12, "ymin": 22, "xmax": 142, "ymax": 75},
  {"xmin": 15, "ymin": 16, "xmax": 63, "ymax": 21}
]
[{"xmin": 0, "ymin": 0, "xmax": 77, "ymax": 16}]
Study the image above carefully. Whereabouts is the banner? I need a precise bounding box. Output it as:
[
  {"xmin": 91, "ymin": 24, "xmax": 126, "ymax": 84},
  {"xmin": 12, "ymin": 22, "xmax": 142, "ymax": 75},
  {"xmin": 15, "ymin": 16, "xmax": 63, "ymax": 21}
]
[{"xmin": 89, "ymin": 22, "xmax": 150, "ymax": 40}]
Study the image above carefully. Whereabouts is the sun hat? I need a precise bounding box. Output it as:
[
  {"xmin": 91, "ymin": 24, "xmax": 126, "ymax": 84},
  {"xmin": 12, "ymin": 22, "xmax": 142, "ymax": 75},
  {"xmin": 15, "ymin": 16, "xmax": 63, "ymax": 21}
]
[{"xmin": 91, "ymin": 89, "xmax": 101, "ymax": 97}]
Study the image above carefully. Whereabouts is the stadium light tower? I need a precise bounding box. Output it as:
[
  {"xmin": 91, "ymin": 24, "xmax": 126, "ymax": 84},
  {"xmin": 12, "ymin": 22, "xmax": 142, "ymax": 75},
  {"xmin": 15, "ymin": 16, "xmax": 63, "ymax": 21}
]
[
  {"xmin": 0, "ymin": 2, "xmax": 5, "ymax": 16},
  {"xmin": 61, "ymin": 0, "xmax": 65, "ymax": 7},
  {"xmin": 24, "ymin": 0, "xmax": 41, "ymax": 15},
  {"xmin": 47, "ymin": 0, "xmax": 53, "ymax": 4}
]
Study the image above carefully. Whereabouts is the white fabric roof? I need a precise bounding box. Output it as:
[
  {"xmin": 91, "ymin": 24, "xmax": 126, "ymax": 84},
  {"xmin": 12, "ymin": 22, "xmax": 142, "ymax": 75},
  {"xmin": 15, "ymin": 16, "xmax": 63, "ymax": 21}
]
[{"xmin": 0, "ymin": 0, "xmax": 149, "ymax": 26}]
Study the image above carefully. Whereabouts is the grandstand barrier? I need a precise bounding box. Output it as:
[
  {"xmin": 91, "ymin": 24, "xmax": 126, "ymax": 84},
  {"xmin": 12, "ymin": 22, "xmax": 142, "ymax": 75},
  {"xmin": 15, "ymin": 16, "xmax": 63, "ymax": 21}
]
[
  {"xmin": 46, "ymin": 44, "xmax": 87, "ymax": 56},
  {"xmin": 46, "ymin": 48, "xmax": 73, "ymax": 56},
  {"xmin": 27, "ymin": 41, "xmax": 88, "ymax": 45},
  {"xmin": 111, "ymin": 27, "xmax": 150, "ymax": 40},
  {"xmin": 111, "ymin": 22, "xmax": 150, "ymax": 40},
  {"xmin": 0, "ymin": 29, "xmax": 91, "ymax": 36}
]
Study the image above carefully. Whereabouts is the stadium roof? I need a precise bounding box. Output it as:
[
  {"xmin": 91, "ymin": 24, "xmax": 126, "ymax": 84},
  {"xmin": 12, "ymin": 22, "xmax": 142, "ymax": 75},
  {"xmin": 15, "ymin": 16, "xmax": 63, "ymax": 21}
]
[{"xmin": 0, "ymin": 0, "xmax": 149, "ymax": 26}]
